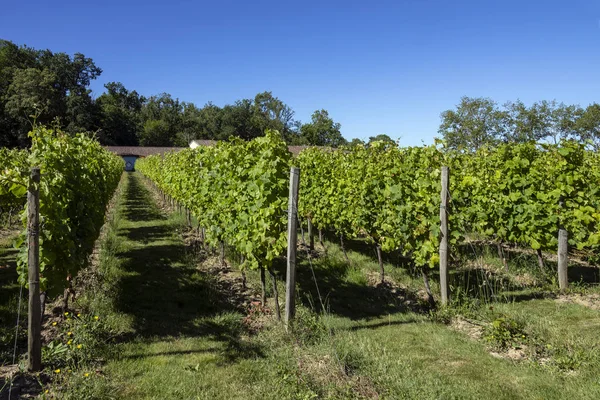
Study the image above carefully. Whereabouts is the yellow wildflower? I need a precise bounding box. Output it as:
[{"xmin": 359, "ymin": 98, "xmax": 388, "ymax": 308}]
[
  {"xmin": 67, "ymin": 331, "xmax": 73, "ymax": 336},
  {"xmin": 54, "ymin": 369, "xmax": 61, "ymax": 373},
  {"xmin": 64, "ymin": 312, "xmax": 69, "ymax": 316},
  {"xmin": 52, "ymin": 322, "xmax": 57, "ymax": 326},
  {"xmin": 84, "ymin": 372, "xmax": 90, "ymax": 377},
  {"xmin": 94, "ymin": 316, "xmax": 99, "ymax": 320},
  {"xmin": 77, "ymin": 344, "xmax": 83, "ymax": 349},
  {"xmin": 68, "ymin": 340, "xmax": 73, "ymax": 345}
]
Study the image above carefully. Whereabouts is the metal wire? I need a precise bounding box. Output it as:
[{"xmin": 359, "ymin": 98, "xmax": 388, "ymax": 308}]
[{"xmin": 8, "ymin": 283, "xmax": 25, "ymax": 399}]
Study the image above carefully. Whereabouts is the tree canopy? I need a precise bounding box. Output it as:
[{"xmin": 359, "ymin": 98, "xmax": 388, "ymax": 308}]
[
  {"xmin": 0, "ymin": 39, "xmax": 346, "ymax": 148},
  {"xmin": 439, "ymin": 96, "xmax": 600, "ymax": 151}
]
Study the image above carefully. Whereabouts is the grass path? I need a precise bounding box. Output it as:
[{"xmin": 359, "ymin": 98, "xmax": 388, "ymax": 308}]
[
  {"xmin": 81, "ymin": 173, "xmax": 288, "ymax": 399},
  {"xmin": 59, "ymin": 172, "xmax": 600, "ymax": 399}
]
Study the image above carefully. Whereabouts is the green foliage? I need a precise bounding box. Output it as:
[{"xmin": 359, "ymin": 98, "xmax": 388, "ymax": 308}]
[
  {"xmin": 439, "ymin": 96, "xmax": 505, "ymax": 151},
  {"xmin": 0, "ymin": 125, "xmax": 123, "ymax": 295},
  {"xmin": 137, "ymin": 130, "xmax": 291, "ymax": 271},
  {"xmin": 575, "ymin": 103, "xmax": 600, "ymax": 150},
  {"xmin": 367, "ymin": 134, "xmax": 395, "ymax": 145},
  {"xmin": 95, "ymin": 82, "xmax": 145, "ymax": 146},
  {"xmin": 299, "ymin": 109, "xmax": 346, "ymax": 147},
  {"xmin": 43, "ymin": 312, "xmax": 115, "ymax": 369},
  {"xmin": 297, "ymin": 143, "xmax": 450, "ymax": 268},
  {"xmin": 0, "ymin": 39, "xmax": 101, "ymax": 147},
  {"xmin": 451, "ymin": 141, "xmax": 600, "ymax": 257},
  {"xmin": 0, "ymin": 148, "xmax": 28, "ymax": 219},
  {"xmin": 483, "ymin": 315, "xmax": 527, "ymax": 349},
  {"xmin": 439, "ymin": 97, "xmax": 598, "ymax": 151},
  {"xmin": 298, "ymin": 139, "xmax": 600, "ymax": 272},
  {"xmin": 290, "ymin": 306, "xmax": 329, "ymax": 345}
]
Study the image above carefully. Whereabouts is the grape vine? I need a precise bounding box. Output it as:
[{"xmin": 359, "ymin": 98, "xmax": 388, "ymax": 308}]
[
  {"xmin": 0, "ymin": 126, "xmax": 123, "ymax": 296},
  {"xmin": 137, "ymin": 130, "xmax": 291, "ymax": 272}
]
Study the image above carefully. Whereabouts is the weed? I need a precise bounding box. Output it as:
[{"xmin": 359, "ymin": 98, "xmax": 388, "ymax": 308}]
[
  {"xmin": 483, "ymin": 314, "xmax": 527, "ymax": 349},
  {"xmin": 291, "ymin": 305, "xmax": 329, "ymax": 345},
  {"xmin": 42, "ymin": 312, "xmax": 116, "ymax": 369}
]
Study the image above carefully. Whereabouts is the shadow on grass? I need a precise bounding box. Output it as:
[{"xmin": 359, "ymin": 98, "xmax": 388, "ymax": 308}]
[
  {"xmin": 111, "ymin": 173, "xmax": 261, "ymax": 362},
  {"xmin": 120, "ymin": 348, "xmax": 219, "ymax": 360},
  {"xmin": 280, "ymin": 253, "xmax": 426, "ymax": 321},
  {"xmin": 458, "ymin": 241, "xmax": 600, "ymax": 285},
  {"xmin": 121, "ymin": 174, "xmax": 166, "ymax": 223},
  {"xmin": 0, "ymin": 373, "xmax": 46, "ymax": 400},
  {"xmin": 318, "ymin": 229, "xmax": 413, "ymax": 267},
  {"xmin": 317, "ymin": 232, "xmax": 600, "ymax": 302},
  {"xmin": 349, "ymin": 319, "xmax": 421, "ymax": 331}
]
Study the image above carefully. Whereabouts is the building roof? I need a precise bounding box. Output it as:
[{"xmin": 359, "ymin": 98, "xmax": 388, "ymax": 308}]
[
  {"xmin": 287, "ymin": 145, "xmax": 312, "ymax": 155},
  {"xmin": 104, "ymin": 146, "xmax": 186, "ymax": 157},
  {"xmin": 105, "ymin": 143, "xmax": 315, "ymax": 157}
]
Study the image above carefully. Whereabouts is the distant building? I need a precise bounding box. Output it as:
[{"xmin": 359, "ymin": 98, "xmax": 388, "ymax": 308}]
[
  {"xmin": 106, "ymin": 141, "xmax": 313, "ymax": 171},
  {"xmin": 189, "ymin": 139, "xmax": 309, "ymax": 155},
  {"xmin": 104, "ymin": 147, "xmax": 186, "ymax": 171},
  {"xmin": 189, "ymin": 140, "xmax": 217, "ymax": 149}
]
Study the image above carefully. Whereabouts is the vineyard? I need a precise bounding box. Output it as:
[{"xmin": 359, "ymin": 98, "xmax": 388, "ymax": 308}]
[
  {"xmin": 2, "ymin": 129, "xmax": 600, "ymax": 399},
  {"xmin": 138, "ymin": 134, "xmax": 600, "ymax": 290}
]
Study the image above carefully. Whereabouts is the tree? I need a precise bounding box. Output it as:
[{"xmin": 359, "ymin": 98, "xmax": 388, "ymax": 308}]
[
  {"xmin": 368, "ymin": 134, "xmax": 395, "ymax": 144},
  {"xmin": 349, "ymin": 138, "xmax": 366, "ymax": 147},
  {"xmin": 502, "ymin": 100, "xmax": 543, "ymax": 143},
  {"xmin": 5, "ymin": 68, "xmax": 58, "ymax": 124},
  {"xmin": 439, "ymin": 97, "xmax": 506, "ymax": 151},
  {"xmin": 300, "ymin": 109, "xmax": 346, "ymax": 147},
  {"xmin": 575, "ymin": 103, "xmax": 600, "ymax": 150},
  {"xmin": 139, "ymin": 93, "xmax": 183, "ymax": 145},
  {"xmin": 0, "ymin": 39, "xmax": 102, "ymax": 146},
  {"xmin": 251, "ymin": 91, "xmax": 298, "ymax": 142},
  {"xmin": 196, "ymin": 102, "xmax": 224, "ymax": 140},
  {"xmin": 96, "ymin": 82, "xmax": 145, "ymax": 145},
  {"xmin": 36, "ymin": 49, "xmax": 101, "ymax": 133},
  {"xmin": 140, "ymin": 119, "xmax": 172, "ymax": 146},
  {"xmin": 177, "ymin": 102, "xmax": 202, "ymax": 146},
  {"xmin": 221, "ymin": 99, "xmax": 260, "ymax": 140}
]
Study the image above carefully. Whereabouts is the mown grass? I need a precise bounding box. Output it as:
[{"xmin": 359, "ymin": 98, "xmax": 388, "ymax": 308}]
[{"xmin": 50, "ymin": 172, "xmax": 600, "ymax": 399}]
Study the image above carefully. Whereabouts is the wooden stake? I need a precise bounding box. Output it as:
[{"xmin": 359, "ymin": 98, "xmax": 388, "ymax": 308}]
[
  {"xmin": 28, "ymin": 167, "xmax": 41, "ymax": 372},
  {"xmin": 558, "ymin": 229, "xmax": 568, "ymax": 291},
  {"xmin": 439, "ymin": 166, "xmax": 450, "ymax": 305},
  {"xmin": 285, "ymin": 167, "xmax": 300, "ymax": 329}
]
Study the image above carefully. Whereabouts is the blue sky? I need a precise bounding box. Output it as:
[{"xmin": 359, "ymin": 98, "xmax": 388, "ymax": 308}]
[{"xmin": 2, "ymin": 0, "xmax": 599, "ymax": 145}]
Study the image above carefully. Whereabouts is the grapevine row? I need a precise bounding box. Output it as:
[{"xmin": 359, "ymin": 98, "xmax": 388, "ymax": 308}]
[
  {"xmin": 298, "ymin": 140, "xmax": 600, "ymax": 274},
  {"xmin": 0, "ymin": 126, "xmax": 123, "ymax": 296},
  {"xmin": 140, "ymin": 134, "xmax": 600, "ymax": 291},
  {"xmin": 136, "ymin": 130, "xmax": 291, "ymax": 273}
]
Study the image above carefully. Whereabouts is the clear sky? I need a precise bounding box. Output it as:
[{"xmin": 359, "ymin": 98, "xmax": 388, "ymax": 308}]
[{"xmin": 2, "ymin": 0, "xmax": 599, "ymax": 145}]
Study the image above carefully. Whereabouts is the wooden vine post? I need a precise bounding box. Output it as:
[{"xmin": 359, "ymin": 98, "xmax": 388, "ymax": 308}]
[
  {"xmin": 558, "ymin": 230, "xmax": 568, "ymax": 290},
  {"xmin": 285, "ymin": 167, "xmax": 300, "ymax": 330},
  {"xmin": 28, "ymin": 167, "xmax": 41, "ymax": 371},
  {"xmin": 439, "ymin": 166, "xmax": 450, "ymax": 305},
  {"xmin": 558, "ymin": 197, "xmax": 568, "ymax": 291}
]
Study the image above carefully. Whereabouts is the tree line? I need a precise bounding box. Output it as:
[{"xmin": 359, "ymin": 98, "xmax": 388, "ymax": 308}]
[
  {"xmin": 439, "ymin": 96, "xmax": 600, "ymax": 151},
  {"xmin": 0, "ymin": 39, "xmax": 347, "ymax": 148}
]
